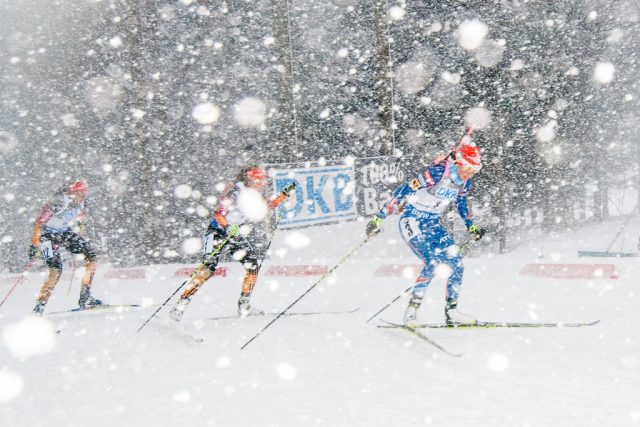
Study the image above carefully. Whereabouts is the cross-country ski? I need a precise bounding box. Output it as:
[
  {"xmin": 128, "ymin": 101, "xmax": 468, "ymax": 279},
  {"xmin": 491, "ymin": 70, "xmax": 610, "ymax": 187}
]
[
  {"xmin": 207, "ymin": 307, "xmax": 360, "ymax": 321},
  {"xmin": 379, "ymin": 320, "xmax": 601, "ymax": 329},
  {"xmin": 378, "ymin": 320, "xmax": 463, "ymax": 358},
  {"xmin": 46, "ymin": 304, "xmax": 143, "ymax": 316}
]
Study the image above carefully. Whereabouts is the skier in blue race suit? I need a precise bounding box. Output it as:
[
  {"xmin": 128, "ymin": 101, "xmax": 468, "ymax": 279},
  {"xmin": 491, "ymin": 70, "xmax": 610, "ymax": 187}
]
[{"xmin": 366, "ymin": 143, "xmax": 486, "ymax": 326}]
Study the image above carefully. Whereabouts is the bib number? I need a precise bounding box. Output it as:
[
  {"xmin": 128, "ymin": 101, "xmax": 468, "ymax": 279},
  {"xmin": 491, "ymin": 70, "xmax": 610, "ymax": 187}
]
[
  {"xmin": 40, "ymin": 240, "xmax": 54, "ymax": 261},
  {"xmin": 400, "ymin": 217, "xmax": 421, "ymax": 240}
]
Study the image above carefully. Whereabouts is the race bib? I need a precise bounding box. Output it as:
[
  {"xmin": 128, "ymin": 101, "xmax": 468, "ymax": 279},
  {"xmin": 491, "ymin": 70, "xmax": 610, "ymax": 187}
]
[{"xmin": 39, "ymin": 240, "xmax": 54, "ymax": 261}]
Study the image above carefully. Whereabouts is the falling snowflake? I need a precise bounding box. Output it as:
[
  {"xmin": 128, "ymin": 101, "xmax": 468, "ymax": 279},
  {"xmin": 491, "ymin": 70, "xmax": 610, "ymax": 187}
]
[
  {"xmin": 465, "ymin": 107, "xmax": 492, "ymax": 130},
  {"xmin": 2, "ymin": 317, "xmax": 57, "ymax": 357},
  {"xmin": 182, "ymin": 237, "xmax": 202, "ymax": 255},
  {"xmin": 233, "ymin": 97, "xmax": 267, "ymax": 128},
  {"xmin": 593, "ymin": 62, "xmax": 615, "ymax": 84},
  {"xmin": 487, "ymin": 353, "xmax": 509, "ymax": 372},
  {"xmin": 192, "ymin": 102, "xmax": 221, "ymax": 125},
  {"xmin": 237, "ymin": 187, "xmax": 268, "ymax": 221},
  {"xmin": 0, "ymin": 371, "xmax": 24, "ymax": 403},
  {"xmin": 285, "ymin": 231, "xmax": 311, "ymax": 249},
  {"xmin": 456, "ymin": 19, "xmax": 489, "ymax": 51},
  {"xmin": 276, "ymin": 363, "xmax": 298, "ymax": 380}
]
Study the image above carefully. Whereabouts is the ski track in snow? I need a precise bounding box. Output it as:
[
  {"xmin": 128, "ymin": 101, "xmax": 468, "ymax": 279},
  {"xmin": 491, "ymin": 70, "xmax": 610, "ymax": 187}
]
[{"xmin": 1, "ymin": 217, "xmax": 638, "ymax": 426}]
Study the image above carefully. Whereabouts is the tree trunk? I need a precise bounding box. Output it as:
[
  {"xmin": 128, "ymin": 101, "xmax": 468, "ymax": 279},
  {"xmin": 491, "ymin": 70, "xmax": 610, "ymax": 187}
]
[
  {"xmin": 272, "ymin": 0, "xmax": 298, "ymax": 162},
  {"xmin": 373, "ymin": 0, "xmax": 394, "ymax": 156},
  {"xmin": 130, "ymin": 1, "xmax": 158, "ymax": 262},
  {"xmin": 490, "ymin": 131, "xmax": 508, "ymax": 253}
]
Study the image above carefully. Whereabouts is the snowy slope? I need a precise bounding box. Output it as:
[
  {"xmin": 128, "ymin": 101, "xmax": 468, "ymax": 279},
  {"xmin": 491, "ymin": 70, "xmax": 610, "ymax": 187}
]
[{"xmin": 1, "ymin": 216, "xmax": 639, "ymax": 427}]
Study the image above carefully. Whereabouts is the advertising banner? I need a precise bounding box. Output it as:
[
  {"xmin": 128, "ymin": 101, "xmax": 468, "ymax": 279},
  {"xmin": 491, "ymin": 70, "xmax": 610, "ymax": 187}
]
[
  {"xmin": 268, "ymin": 155, "xmax": 424, "ymax": 229},
  {"xmin": 272, "ymin": 164, "xmax": 358, "ymax": 229},
  {"xmin": 354, "ymin": 155, "xmax": 423, "ymax": 216}
]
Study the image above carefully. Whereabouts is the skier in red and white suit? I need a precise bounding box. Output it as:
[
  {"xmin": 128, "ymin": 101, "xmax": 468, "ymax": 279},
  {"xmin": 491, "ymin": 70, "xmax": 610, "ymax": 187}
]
[
  {"xmin": 29, "ymin": 181, "xmax": 102, "ymax": 315},
  {"xmin": 169, "ymin": 166, "xmax": 295, "ymax": 321}
]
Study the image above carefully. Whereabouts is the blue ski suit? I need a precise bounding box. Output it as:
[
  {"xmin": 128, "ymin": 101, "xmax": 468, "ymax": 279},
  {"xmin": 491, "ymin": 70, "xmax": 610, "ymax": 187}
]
[{"xmin": 375, "ymin": 160, "xmax": 476, "ymax": 301}]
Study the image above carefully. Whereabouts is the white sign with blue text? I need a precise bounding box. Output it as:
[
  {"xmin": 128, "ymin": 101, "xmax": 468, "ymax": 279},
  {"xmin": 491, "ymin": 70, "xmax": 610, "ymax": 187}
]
[{"xmin": 272, "ymin": 165, "xmax": 358, "ymax": 229}]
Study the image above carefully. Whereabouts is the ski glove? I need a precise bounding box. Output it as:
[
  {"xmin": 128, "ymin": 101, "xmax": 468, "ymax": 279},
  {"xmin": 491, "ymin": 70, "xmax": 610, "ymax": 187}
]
[
  {"xmin": 226, "ymin": 224, "xmax": 240, "ymax": 237},
  {"xmin": 469, "ymin": 224, "xmax": 486, "ymax": 240},
  {"xmin": 28, "ymin": 244, "xmax": 39, "ymax": 260},
  {"xmin": 282, "ymin": 182, "xmax": 296, "ymax": 196},
  {"xmin": 268, "ymin": 182, "xmax": 297, "ymax": 209},
  {"xmin": 366, "ymin": 216, "xmax": 384, "ymax": 237}
]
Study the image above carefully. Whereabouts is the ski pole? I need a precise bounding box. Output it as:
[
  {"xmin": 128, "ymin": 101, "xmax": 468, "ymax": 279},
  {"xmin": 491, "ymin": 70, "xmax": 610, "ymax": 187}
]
[
  {"xmin": 256, "ymin": 206, "xmax": 287, "ymax": 274},
  {"xmin": 454, "ymin": 125, "xmax": 476, "ymax": 150},
  {"xmin": 365, "ymin": 238, "xmax": 475, "ymax": 323},
  {"xmin": 431, "ymin": 127, "xmax": 476, "ymax": 166},
  {"xmin": 605, "ymin": 213, "xmax": 635, "ymax": 253},
  {"xmin": 458, "ymin": 238, "xmax": 476, "ymax": 253},
  {"xmin": 0, "ymin": 260, "xmax": 35, "ymax": 310},
  {"xmin": 236, "ymin": 206, "xmax": 286, "ymax": 279},
  {"xmin": 136, "ymin": 238, "xmax": 230, "ymax": 333},
  {"xmin": 254, "ymin": 182, "xmax": 295, "ymax": 273},
  {"xmin": 66, "ymin": 259, "xmax": 77, "ymax": 295},
  {"xmin": 240, "ymin": 235, "xmax": 372, "ymax": 350},
  {"xmin": 135, "ymin": 279, "xmax": 189, "ymax": 333},
  {"xmin": 365, "ymin": 285, "xmax": 413, "ymax": 323}
]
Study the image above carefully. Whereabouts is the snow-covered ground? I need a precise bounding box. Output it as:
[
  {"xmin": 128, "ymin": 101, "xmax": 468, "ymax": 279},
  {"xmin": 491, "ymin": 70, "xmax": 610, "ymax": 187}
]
[{"xmin": 1, "ymin": 216, "xmax": 639, "ymax": 427}]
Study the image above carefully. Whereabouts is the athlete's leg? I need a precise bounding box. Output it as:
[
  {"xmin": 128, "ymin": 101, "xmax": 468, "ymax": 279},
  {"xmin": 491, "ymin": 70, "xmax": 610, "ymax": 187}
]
[
  {"xmin": 63, "ymin": 231, "xmax": 102, "ymax": 308},
  {"xmin": 230, "ymin": 236, "xmax": 261, "ymax": 317},
  {"xmin": 398, "ymin": 216, "xmax": 441, "ymax": 325},
  {"xmin": 431, "ymin": 230, "xmax": 475, "ymax": 325},
  {"xmin": 400, "ymin": 217, "xmax": 444, "ymax": 297},
  {"xmin": 170, "ymin": 231, "xmax": 225, "ymax": 321},
  {"xmin": 32, "ymin": 235, "xmax": 63, "ymax": 314}
]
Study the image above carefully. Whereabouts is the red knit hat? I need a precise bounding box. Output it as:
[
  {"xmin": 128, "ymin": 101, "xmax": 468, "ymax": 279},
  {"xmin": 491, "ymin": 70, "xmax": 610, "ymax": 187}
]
[
  {"xmin": 454, "ymin": 144, "xmax": 482, "ymax": 172},
  {"xmin": 246, "ymin": 167, "xmax": 267, "ymax": 182},
  {"xmin": 68, "ymin": 181, "xmax": 89, "ymax": 195}
]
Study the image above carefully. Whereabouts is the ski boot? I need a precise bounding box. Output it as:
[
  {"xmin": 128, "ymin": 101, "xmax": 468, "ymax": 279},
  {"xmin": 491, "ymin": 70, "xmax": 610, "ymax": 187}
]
[
  {"xmin": 445, "ymin": 299, "xmax": 477, "ymax": 326},
  {"xmin": 403, "ymin": 295, "xmax": 423, "ymax": 327},
  {"xmin": 169, "ymin": 297, "xmax": 190, "ymax": 322},
  {"xmin": 32, "ymin": 301, "xmax": 46, "ymax": 316},
  {"xmin": 78, "ymin": 286, "xmax": 103, "ymax": 310},
  {"xmin": 237, "ymin": 295, "xmax": 263, "ymax": 318}
]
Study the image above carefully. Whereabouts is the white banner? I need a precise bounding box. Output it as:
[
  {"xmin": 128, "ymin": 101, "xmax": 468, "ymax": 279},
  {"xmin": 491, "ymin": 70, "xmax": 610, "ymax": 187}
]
[{"xmin": 271, "ymin": 164, "xmax": 358, "ymax": 228}]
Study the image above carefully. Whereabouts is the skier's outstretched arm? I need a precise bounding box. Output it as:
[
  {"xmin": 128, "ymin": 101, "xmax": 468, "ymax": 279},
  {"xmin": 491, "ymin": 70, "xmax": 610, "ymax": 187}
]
[
  {"xmin": 366, "ymin": 166, "xmax": 440, "ymax": 237},
  {"xmin": 267, "ymin": 182, "xmax": 296, "ymax": 209},
  {"xmin": 455, "ymin": 184, "xmax": 485, "ymax": 240}
]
